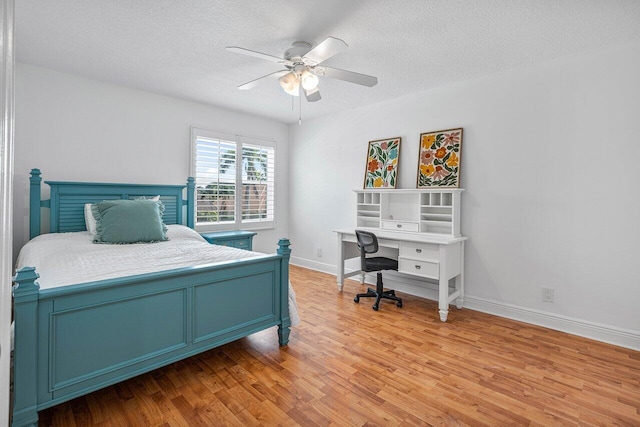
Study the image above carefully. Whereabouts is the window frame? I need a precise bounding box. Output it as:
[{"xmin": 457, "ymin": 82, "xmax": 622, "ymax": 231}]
[{"xmin": 190, "ymin": 127, "xmax": 276, "ymax": 232}]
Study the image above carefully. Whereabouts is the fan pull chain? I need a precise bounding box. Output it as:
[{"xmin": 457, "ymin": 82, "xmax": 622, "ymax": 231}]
[{"xmin": 299, "ymin": 91, "xmax": 302, "ymax": 125}]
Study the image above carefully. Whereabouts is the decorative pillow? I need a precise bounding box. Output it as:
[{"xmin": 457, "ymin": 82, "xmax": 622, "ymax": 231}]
[
  {"xmin": 84, "ymin": 196, "xmax": 160, "ymax": 235},
  {"xmin": 91, "ymin": 199, "xmax": 168, "ymax": 244}
]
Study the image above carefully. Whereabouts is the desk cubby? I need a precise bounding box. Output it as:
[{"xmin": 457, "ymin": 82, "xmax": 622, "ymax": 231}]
[{"xmin": 355, "ymin": 188, "xmax": 463, "ymax": 237}]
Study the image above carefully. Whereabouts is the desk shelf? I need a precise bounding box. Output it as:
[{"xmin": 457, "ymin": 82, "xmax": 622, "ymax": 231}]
[
  {"xmin": 356, "ymin": 193, "xmax": 382, "ymax": 227},
  {"xmin": 354, "ymin": 189, "xmax": 462, "ymax": 237}
]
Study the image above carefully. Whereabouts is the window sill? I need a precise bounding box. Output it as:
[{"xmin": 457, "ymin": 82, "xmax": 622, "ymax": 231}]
[{"xmin": 195, "ymin": 222, "xmax": 275, "ymax": 233}]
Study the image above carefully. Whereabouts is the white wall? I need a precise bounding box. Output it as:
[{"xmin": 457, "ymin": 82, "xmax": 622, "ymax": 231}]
[
  {"xmin": 289, "ymin": 42, "xmax": 640, "ymax": 349},
  {"xmin": 13, "ymin": 63, "xmax": 289, "ymax": 255}
]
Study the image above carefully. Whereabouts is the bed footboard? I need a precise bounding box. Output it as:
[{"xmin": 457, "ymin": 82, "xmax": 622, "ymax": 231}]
[{"xmin": 12, "ymin": 239, "xmax": 291, "ymax": 427}]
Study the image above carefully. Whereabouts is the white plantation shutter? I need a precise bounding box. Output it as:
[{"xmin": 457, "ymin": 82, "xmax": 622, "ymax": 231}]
[
  {"xmin": 191, "ymin": 128, "xmax": 276, "ymax": 230},
  {"xmin": 240, "ymin": 137, "xmax": 275, "ymax": 225},
  {"xmin": 194, "ymin": 133, "xmax": 236, "ymax": 224}
]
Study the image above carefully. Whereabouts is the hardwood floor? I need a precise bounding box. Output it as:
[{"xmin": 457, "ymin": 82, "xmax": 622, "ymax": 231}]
[{"xmin": 39, "ymin": 265, "xmax": 640, "ymax": 426}]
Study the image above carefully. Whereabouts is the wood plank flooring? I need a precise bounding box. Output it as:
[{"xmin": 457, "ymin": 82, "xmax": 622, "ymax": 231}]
[{"xmin": 39, "ymin": 265, "xmax": 640, "ymax": 426}]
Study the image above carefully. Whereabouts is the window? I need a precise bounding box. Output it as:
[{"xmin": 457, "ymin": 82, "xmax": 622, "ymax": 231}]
[{"xmin": 191, "ymin": 128, "xmax": 275, "ymax": 230}]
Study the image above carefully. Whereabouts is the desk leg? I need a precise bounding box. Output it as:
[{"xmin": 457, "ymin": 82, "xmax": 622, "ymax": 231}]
[
  {"xmin": 455, "ymin": 241, "xmax": 465, "ymax": 309},
  {"xmin": 438, "ymin": 245, "xmax": 449, "ymax": 322},
  {"xmin": 336, "ymin": 233, "xmax": 344, "ymax": 292},
  {"xmin": 438, "ymin": 278, "xmax": 449, "ymax": 322}
]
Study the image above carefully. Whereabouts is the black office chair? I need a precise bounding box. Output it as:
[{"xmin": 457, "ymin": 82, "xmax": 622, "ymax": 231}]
[{"xmin": 353, "ymin": 230, "xmax": 403, "ymax": 311}]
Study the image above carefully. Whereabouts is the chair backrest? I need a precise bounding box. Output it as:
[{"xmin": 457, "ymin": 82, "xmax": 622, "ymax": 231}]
[
  {"xmin": 355, "ymin": 230, "xmax": 379, "ymax": 272},
  {"xmin": 355, "ymin": 230, "xmax": 379, "ymax": 254}
]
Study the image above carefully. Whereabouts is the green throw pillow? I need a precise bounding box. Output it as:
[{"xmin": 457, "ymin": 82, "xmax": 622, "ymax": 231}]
[{"xmin": 92, "ymin": 199, "xmax": 168, "ymax": 244}]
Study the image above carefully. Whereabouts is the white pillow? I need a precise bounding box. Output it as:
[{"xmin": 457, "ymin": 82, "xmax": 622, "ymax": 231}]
[
  {"xmin": 84, "ymin": 196, "xmax": 160, "ymax": 235},
  {"xmin": 84, "ymin": 203, "xmax": 97, "ymax": 235}
]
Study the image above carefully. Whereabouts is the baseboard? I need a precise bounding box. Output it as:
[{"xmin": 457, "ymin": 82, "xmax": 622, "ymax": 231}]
[
  {"xmin": 290, "ymin": 256, "xmax": 337, "ymax": 274},
  {"xmin": 289, "ymin": 257, "xmax": 640, "ymax": 351},
  {"xmin": 464, "ymin": 296, "xmax": 640, "ymax": 351}
]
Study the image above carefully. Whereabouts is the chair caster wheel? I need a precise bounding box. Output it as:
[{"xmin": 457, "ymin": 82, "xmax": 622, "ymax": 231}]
[
  {"xmin": 372, "ymin": 304, "xmax": 379, "ymax": 311},
  {"xmin": 354, "ymin": 297, "xmax": 359, "ymax": 303},
  {"xmin": 397, "ymin": 301, "xmax": 403, "ymax": 308}
]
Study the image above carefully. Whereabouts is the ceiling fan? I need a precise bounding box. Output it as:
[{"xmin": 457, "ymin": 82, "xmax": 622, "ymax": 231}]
[{"xmin": 226, "ymin": 37, "xmax": 378, "ymax": 103}]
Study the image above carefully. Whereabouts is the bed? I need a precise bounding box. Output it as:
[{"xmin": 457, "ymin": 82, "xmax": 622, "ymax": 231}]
[{"xmin": 11, "ymin": 169, "xmax": 294, "ymax": 427}]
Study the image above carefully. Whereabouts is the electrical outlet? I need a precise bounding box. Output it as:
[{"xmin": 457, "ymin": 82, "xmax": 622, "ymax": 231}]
[
  {"xmin": 542, "ymin": 287, "xmax": 555, "ymax": 303},
  {"xmin": 316, "ymin": 248, "xmax": 322, "ymax": 257}
]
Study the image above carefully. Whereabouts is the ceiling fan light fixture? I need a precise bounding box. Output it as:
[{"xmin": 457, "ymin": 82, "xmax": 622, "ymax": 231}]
[
  {"xmin": 279, "ymin": 72, "xmax": 300, "ymax": 96},
  {"xmin": 300, "ymin": 70, "xmax": 319, "ymax": 90}
]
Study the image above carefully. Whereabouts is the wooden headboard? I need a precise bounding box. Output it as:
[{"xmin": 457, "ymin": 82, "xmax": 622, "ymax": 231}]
[{"xmin": 29, "ymin": 168, "xmax": 195, "ymax": 238}]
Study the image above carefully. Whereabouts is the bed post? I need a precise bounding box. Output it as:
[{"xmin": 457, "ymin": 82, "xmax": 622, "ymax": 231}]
[
  {"xmin": 186, "ymin": 176, "xmax": 195, "ymax": 228},
  {"xmin": 29, "ymin": 169, "xmax": 42, "ymax": 239},
  {"xmin": 12, "ymin": 267, "xmax": 40, "ymax": 427},
  {"xmin": 277, "ymin": 238, "xmax": 291, "ymax": 346}
]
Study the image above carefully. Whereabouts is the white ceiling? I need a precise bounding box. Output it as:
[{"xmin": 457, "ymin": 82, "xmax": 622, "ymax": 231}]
[{"xmin": 15, "ymin": 0, "xmax": 640, "ymax": 124}]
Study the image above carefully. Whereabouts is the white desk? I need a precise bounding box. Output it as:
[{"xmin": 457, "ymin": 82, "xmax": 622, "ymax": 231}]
[{"xmin": 335, "ymin": 227, "xmax": 467, "ymax": 322}]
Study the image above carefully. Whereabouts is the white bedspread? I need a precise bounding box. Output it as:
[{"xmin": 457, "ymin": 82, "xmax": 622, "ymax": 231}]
[{"xmin": 16, "ymin": 225, "xmax": 300, "ymax": 326}]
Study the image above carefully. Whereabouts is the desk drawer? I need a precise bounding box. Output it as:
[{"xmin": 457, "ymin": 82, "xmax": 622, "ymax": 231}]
[
  {"xmin": 381, "ymin": 220, "xmax": 419, "ymax": 232},
  {"xmin": 399, "ymin": 242, "xmax": 439, "ymax": 261},
  {"xmin": 398, "ymin": 258, "xmax": 439, "ymax": 279}
]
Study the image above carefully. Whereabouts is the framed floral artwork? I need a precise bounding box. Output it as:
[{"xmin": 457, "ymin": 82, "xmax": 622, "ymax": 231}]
[
  {"xmin": 417, "ymin": 128, "xmax": 462, "ymax": 188},
  {"xmin": 363, "ymin": 137, "xmax": 401, "ymax": 188}
]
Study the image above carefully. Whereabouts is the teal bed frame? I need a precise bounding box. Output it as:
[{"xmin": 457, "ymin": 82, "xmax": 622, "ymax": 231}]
[{"xmin": 11, "ymin": 169, "xmax": 291, "ymax": 427}]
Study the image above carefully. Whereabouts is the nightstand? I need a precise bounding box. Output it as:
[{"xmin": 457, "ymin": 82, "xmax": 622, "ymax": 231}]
[{"xmin": 200, "ymin": 230, "xmax": 257, "ymax": 251}]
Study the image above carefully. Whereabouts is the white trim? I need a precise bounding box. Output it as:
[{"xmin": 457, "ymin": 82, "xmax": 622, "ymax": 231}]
[
  {"xmin": 463, "ymin": 296, "xmax": 640, "ymax": 351},
  {"xmin": 289, "ymin": 256, "xmax": 640, "ymax": 351},
  {"xmin": 290, "ymin": 256, "xmax": 336, "ymax": 274},
  {"xmin": 0, "ymin": 0, "xmax": 14, "ymax": 424}
]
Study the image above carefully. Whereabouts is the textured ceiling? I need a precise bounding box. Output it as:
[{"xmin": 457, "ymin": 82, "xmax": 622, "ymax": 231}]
[{"xmin": 15, "ymin": 0, "xmax": 640, "ymax": 124}]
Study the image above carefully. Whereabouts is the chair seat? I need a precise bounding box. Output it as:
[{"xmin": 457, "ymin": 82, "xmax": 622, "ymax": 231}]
[{"xmin": 363, "ymin": 256, "xmax": 398, "ymax": 272}]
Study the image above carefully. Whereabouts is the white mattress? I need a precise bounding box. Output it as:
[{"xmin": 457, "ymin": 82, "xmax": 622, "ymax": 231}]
[{"xmin": 16, "ymin": 225, "xmax": 300, "ymax": 326}]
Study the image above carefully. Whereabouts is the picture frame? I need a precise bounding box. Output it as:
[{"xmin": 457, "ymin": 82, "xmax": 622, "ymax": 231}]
[
  {"xmin": 363, "ymin": 137, "xmax": 401, "ymax": 188},
  {"xmin": 417, "ymin": 128, "xmax": 462, "ymax": 188}
]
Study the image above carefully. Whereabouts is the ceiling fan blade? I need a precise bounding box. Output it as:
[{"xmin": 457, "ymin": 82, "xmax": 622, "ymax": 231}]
[
  {"xmin": 226, "ymin": 46, "xmax": 284, "ymax": 63},
  {"xmin": 304, "ymin": 87, "xmax": 321, "ymax": 102},
  {"xmin": 303, "ymin": 36, "xmax": 348, "ymax": 64},
  {"xmin": 319, "ymin": 66, "xmax": 378, "ymax": 87},
  {"xmin": 238, "ymin": 70, "xmax": 288, "ymax": 90}
]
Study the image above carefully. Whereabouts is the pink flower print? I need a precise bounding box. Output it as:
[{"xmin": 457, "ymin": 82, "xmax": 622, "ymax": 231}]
[
  {"xmin": 421, "ymin": 150, "xmax": 435, "ymax": 164},
  {"xmin": 432, "ymin": 165, "xmax": 449, "ymax": 180},
  {"xmin": 443, "ymin": 131, "xmax": 460, "ymax": 146},
  {"xmin": 380, "ymin": 141, "xmax": 388, "ymax": 150}
]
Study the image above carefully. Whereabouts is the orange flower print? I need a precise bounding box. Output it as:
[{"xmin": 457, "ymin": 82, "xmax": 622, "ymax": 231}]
[
  {"xmin": 422, "ymin": 134, "xmax": 435, "ymax": 149},
  {"xmin": 446, "ymin": 152, "xmax": 459, "ymax": 167},
  {"xmin": 435, "ymin": 147, "xmax": 447, "ymax": 158},
  {"xmin": 420, "ymin": 164, "xmax": 435, "ymax": 176},
  {"xmin": 386, "ymin": 158, "xmax": 397, "ymax": 171},
  {"xmin": 373, "ymin": 177, "xmax": 384, "ymax": 187},
  {"xmin": 367, "ymin": 159, "xmax": 380, "ymax": 173}
]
